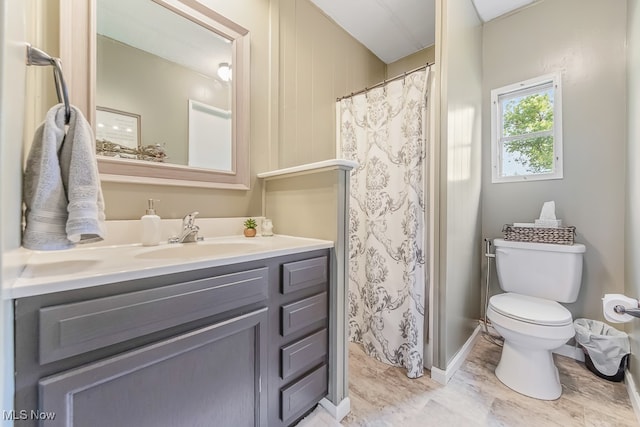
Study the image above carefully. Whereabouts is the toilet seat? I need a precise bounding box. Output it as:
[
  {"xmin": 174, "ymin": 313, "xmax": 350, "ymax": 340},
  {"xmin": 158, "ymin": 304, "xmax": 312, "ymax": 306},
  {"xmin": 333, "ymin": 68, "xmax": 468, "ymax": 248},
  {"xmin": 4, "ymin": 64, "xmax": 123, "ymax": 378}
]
[{"xmin": 489, "ymin": 293, "xmax": 572, "ymax": 326}]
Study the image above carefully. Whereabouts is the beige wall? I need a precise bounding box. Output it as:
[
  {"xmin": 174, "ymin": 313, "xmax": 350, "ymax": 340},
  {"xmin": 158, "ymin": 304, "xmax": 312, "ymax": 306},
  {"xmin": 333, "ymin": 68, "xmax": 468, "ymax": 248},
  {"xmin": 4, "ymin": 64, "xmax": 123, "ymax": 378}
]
[
  {"xmin": 435, "ymin": 0, "xmax": 483, "ymax": 368},
  {"xmin": 24, "ymin": 0, "xmax": 59, "ymax": 155},
  {"xmin": 278, "ymin": 0, "xmax": 385, "ymax": 168},
  {"xmin": 386, "ymin": 46, "xmax": 435, "ymax": 78},
  {"xmin": 626, "ymin": 0, "xmax": 640, "ymax": 394},
  {"xmin": 481, "ymin": 0, "xmax": 627, "ymax": 323},
  {"xmin": 25, "ymin": 0, "xmax": 384, "ymax": 220},
  {"xmin": 265, "ymin": 171, "xmax": 338, "ymax": 241}
]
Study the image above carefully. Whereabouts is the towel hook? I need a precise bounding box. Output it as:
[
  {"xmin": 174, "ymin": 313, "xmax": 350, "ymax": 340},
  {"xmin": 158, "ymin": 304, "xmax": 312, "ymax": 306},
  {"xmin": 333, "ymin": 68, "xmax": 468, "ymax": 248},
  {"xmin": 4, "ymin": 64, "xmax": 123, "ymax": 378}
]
[{"xmin": 26, "ymin": 44, "xmax": 71, "ymax": 124}]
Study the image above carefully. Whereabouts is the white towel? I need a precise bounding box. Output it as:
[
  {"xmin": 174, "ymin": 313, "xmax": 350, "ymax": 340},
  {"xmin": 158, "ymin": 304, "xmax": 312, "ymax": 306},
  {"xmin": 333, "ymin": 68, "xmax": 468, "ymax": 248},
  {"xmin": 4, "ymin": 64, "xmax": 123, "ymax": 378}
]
[{"xmin": 23, "ymin": 104, "xmax": 106, "ymax": 250}]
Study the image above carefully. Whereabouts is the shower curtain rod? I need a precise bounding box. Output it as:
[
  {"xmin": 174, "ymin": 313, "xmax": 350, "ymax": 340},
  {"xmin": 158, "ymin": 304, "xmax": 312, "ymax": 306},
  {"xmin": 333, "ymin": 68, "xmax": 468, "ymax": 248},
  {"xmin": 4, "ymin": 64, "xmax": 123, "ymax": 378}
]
[{"xmin": 336, "ymin": 61, "xmax": 434, "ymax": 102}]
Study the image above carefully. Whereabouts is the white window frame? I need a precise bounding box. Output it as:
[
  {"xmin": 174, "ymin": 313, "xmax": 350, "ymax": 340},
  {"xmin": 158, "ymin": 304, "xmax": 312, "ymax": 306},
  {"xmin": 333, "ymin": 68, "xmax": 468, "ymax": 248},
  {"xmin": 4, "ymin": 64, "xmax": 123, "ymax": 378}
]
[{"xmin": 491, "ymin": 72, "xmax": 563, "ymax": 183}]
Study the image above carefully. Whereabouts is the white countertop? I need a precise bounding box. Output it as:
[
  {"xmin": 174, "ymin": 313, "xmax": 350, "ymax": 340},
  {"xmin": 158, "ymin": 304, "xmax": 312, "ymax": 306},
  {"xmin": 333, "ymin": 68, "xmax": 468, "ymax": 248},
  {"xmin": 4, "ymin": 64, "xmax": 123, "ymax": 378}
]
[{"xmin": 6, "ymin": 235, "xmax": 333, "ymax": 300}]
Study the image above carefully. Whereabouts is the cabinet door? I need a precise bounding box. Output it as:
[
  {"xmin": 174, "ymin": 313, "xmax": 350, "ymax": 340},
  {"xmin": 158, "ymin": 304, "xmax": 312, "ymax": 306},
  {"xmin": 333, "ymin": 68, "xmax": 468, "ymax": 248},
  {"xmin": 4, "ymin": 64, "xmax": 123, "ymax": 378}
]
[{"xmin": 39, "ymin": 308, "xmax": 268, "ymax": 427}]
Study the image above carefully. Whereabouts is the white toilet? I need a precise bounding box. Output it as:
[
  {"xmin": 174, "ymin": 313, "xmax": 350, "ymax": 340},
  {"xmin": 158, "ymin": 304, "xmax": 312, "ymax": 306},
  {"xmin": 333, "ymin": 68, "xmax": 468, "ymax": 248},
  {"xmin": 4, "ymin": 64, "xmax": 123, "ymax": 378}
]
[{"xmin": 487, "ymin": 238, "xmax": 586, "ymax": 400}]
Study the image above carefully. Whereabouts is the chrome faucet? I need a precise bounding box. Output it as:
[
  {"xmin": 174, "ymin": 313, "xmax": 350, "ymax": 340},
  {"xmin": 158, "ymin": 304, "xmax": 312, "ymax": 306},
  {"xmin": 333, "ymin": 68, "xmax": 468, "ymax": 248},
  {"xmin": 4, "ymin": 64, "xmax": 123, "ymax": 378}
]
[{"xmin": 169, "ymin": 211, "xmax": 202, "ymax": 243}]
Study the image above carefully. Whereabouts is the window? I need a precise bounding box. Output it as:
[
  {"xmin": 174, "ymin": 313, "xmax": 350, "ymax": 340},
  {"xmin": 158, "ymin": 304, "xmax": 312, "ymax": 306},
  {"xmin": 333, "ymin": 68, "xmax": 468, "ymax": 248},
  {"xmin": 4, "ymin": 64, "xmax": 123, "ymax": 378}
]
[{"xmin": 491, "ymin": 72, "xmax": 563, "ymax": 183}]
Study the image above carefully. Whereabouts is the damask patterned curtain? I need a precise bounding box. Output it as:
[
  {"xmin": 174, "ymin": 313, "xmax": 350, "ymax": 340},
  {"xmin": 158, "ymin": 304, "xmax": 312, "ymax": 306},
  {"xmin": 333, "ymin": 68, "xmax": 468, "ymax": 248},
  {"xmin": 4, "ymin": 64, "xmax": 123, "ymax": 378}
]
[{"xmin": 338, "ymin": 67, "xmax": 430, "ymax": 378}]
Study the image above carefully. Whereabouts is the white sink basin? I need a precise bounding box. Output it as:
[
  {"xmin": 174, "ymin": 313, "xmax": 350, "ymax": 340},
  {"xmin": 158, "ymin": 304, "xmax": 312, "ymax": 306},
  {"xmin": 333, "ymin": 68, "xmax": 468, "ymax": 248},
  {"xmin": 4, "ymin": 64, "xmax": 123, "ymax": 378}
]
[{"xmin": 135, "ymin": 241, "xmax": 262, "ymax": 260}]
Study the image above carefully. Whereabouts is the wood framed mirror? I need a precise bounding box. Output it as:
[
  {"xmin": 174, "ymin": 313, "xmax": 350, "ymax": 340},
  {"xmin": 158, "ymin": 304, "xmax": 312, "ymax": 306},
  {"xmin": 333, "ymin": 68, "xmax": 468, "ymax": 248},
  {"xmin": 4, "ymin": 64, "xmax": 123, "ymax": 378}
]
[{"xmin": 60, "ymin": 0, "xmax": 250, "ymax": 189}]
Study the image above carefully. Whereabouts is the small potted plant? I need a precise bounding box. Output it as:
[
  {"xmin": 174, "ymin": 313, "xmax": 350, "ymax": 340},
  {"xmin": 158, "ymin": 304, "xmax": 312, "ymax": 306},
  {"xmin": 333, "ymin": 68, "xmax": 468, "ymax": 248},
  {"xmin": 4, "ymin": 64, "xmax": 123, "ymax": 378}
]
[{"xmin": 243, "ymin": 218, "xmax": 257, "ymax": 237}]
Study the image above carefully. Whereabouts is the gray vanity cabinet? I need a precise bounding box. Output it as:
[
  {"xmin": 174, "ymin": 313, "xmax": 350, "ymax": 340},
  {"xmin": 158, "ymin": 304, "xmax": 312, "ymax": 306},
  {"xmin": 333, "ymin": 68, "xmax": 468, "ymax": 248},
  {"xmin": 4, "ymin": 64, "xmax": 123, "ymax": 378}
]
[
  {"xmin": 14, "ymin": 249, "xmax": 330, "ymax": 427},
  {"xmin": 40, "ymin": 308, "xmax": 267, "ymax": 427}
]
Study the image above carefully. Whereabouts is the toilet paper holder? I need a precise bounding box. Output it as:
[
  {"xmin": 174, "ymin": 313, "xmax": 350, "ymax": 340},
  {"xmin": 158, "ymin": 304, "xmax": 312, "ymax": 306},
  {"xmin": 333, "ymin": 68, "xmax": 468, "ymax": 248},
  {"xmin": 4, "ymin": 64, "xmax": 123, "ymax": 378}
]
[{"xmin": 614, "ymin": 305, "xmax": 640, "ymax": 319}]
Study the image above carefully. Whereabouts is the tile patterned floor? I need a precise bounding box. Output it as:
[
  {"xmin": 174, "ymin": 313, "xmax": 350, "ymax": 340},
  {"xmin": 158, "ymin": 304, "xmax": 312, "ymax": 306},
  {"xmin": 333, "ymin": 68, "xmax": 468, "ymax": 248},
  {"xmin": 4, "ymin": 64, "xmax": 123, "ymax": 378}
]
[{"xmin": 342, "ymin": 336, "xmax": 639, "ymax": 426}]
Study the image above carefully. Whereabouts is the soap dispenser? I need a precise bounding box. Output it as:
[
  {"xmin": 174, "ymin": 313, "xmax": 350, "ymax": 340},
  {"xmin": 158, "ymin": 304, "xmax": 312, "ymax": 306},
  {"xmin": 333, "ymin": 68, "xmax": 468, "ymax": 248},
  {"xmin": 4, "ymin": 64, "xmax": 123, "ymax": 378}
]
[{"xmin": 141, "ymin": 199, "xmax": 161, "ymax": 246}]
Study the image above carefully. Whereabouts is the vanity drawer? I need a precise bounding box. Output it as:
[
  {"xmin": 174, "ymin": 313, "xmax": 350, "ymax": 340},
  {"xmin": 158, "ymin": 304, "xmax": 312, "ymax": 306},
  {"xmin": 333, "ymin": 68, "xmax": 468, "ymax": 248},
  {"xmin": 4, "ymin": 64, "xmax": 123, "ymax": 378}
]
[
  {"xmin": 39, "ymin": 268, "xmax": 269, "ymax": 364},
  {"xmin": 281, "ymin": 256, "xmax": 327, "ymax": 294},
  {"xmin": 281, "ymin": 329, "xmax": 327, "ymax": 381},
  {"xmin": 281, "ymin": 364, "xmax": 327, "ymax": 424},
  {"xmin": 281, "ymin": 292, "xmax": 327, "ymax": 338}
]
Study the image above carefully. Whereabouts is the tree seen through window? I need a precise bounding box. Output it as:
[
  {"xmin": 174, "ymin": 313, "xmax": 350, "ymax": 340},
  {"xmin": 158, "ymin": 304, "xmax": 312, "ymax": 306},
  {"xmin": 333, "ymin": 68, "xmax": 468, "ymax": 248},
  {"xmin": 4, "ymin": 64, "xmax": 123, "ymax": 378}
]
[{"xmin": 502, "ymin": 91, "xmax": 554, "ymax": 175}]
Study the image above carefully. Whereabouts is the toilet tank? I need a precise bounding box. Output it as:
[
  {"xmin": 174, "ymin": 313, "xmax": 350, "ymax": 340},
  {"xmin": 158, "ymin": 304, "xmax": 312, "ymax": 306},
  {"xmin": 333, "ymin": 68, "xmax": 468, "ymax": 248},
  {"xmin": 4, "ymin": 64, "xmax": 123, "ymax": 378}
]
[{"xmin": 493, "ymin": 239, "xmax": 586, "ymax": 303}]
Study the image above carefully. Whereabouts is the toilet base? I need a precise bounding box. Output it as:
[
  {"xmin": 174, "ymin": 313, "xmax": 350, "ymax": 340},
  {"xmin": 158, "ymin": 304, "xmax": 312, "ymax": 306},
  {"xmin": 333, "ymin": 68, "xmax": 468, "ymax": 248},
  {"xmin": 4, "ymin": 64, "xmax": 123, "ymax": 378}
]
[{"xmin": 495, "ymin": 339, "xmax": 562, "ymax": 400}]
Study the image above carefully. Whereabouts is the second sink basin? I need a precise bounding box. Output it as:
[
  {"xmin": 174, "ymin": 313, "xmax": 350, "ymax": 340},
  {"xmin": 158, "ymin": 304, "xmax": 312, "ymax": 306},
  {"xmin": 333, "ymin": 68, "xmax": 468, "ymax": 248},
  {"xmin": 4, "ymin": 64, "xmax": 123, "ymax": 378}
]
[{"xmin": 135, "ymin": 240, "xmax": 262, "ymax": 260}]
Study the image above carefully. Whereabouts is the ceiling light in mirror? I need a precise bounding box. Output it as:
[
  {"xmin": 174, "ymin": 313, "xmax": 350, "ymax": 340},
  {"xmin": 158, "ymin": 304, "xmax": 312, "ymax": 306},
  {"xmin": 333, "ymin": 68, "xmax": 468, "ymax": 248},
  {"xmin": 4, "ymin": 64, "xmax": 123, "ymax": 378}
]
[{"xmin": 217, "ymin": 63, "xmax": 232, "ymax": 82}]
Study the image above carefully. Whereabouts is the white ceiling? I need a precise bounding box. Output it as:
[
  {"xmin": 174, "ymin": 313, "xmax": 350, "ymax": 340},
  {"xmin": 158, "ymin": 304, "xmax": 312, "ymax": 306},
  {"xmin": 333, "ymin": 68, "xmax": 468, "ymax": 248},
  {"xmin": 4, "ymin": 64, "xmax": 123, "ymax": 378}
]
[
  {"xmin": 309, "ymin": 0, "xmax": 537, "ymax": 64},
  {"xmin": 310, "ymin": 0, "xmax": 436, "ymax": 64},
  {"xmin": 471, "ymin": 0, "xmax": 536, "ymax": 22}
]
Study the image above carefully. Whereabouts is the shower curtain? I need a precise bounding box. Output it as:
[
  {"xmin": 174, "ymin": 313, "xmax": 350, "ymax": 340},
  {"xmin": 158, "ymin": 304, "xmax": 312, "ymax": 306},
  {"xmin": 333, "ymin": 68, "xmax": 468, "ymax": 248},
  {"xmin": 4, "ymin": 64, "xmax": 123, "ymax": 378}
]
[{"xmin": 338, "ymin": 66, "xmax": 430, "ymax": 379}]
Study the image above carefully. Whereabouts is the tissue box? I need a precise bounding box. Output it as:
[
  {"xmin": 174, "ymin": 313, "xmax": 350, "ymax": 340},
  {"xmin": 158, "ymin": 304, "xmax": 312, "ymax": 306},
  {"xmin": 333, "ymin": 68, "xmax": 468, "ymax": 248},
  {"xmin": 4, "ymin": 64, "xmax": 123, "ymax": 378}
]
[
  {"xmin": 534, "ymin": 219, "xmax": 563, "ymax": 227},
  {"xmin": 503, "ymin": 224, "xmax": 576, "ymax": 245}
]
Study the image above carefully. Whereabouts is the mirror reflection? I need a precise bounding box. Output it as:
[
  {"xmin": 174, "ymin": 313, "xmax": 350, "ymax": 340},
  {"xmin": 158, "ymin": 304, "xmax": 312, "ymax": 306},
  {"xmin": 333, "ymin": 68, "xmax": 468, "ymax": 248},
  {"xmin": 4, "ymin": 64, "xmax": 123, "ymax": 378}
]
[{"xmin": 96, "ymin": 0, "xmax": 233, "ymax": 171}]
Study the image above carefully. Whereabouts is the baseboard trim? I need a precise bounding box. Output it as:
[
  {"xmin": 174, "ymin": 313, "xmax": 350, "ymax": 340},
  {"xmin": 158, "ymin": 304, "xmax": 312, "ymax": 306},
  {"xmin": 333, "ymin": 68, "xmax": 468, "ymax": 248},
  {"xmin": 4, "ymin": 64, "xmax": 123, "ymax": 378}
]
[
  {"xmin": 430, "ymin": 325, "xmax": 482, "ymax": 385},
  {"xmin": 430, "ymin": 366, "xmax": 447, "ymax": 385},
  {"xmin": 625, "ymin": 371, "xmax": 640, "ymax": 424},
  {"xmin": 319, "ymin": 397, "xmax": 351, "ymax": 422}
]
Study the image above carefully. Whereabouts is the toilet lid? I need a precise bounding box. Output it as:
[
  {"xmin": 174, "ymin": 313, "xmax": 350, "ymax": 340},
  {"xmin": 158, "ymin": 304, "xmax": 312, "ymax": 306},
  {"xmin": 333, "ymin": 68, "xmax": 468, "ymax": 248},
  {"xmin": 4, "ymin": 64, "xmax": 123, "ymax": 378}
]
[{"xmin": 489, "ymin": 293, "xmax": 572, "ymax": 326}]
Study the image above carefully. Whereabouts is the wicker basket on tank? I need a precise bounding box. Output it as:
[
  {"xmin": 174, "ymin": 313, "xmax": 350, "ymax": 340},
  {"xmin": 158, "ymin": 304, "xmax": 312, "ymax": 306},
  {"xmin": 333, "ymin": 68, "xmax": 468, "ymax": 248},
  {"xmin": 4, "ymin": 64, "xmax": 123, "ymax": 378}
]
[{"xmin": 502, "ymin": 224, "xmax": 576, "ymax": 245}]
